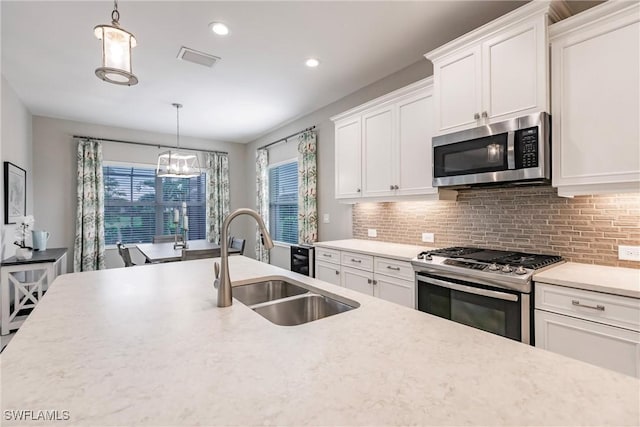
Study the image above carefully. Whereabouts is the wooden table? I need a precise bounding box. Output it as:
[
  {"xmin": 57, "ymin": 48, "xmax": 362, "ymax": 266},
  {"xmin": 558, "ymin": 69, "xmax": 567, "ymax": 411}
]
[
  {"xmin": 1, "ymin": 248, "xmax": 68, "ymax": 335},
  {"xmin": 135, "ymin": 240, "xmax": 240, "ymax": 263}
]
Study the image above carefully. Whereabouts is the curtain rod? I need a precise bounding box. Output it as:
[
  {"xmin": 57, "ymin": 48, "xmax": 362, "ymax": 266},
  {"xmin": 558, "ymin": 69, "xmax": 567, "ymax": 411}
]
[
  {"xmin": 72, "ymin": 135, "xmax": 228, "ymax": 156},
  {"xmin": 258, "ymin": 125, "xmax": 316, "ymax": 151}
]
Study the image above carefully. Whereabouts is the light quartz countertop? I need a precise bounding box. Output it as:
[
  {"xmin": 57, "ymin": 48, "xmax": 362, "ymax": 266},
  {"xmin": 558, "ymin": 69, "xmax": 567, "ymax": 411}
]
[
  {"xmin": 534, "ymin": 262, "xmax": 640, "ymax": 299},
  {"xmin": 2, "ymin": 256, "xmax": 639, "ymax": 426},
  {"xmin": 314, "ymin": 238, "xmax": 435, "ymax": 261}
]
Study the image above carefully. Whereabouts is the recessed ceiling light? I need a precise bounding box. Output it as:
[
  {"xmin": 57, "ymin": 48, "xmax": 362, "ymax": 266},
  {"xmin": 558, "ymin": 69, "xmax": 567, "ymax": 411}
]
[
  {"xmin": 305, "ymin": 58, "xmax": 320, "ymax": 68},
  {"xmin": 209, "ymin": 22, "xmax": 229, "ymax": 36}
]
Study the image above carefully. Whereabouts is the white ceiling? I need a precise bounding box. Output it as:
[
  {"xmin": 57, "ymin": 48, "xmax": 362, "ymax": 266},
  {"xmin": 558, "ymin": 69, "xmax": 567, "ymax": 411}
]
[{"xmin": 1, "ymin": 1, "xmax": 534, "ymax": 144}]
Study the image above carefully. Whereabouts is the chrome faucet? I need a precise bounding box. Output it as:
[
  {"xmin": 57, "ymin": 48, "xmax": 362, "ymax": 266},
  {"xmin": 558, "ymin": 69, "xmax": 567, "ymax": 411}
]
[{"xmin": 215, "ymin": 208, "xmax": 274, "ymax": 307}]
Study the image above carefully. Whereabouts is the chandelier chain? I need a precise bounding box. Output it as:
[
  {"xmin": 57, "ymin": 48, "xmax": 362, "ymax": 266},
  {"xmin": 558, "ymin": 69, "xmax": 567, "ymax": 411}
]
[{"xmin": 111, "ymin": 0, "xmax": 120, "ymax": 25}]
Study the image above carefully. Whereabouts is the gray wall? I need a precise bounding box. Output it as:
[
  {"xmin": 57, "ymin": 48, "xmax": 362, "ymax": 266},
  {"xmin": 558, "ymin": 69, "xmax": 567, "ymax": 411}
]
[
  {"xmin": 1, "ymin": 76, "xmax": 33, "ymax": 260},
  {"xmin": 243, "ymin": 59, "xmax": 433, "ymax": 259},
  {"xmin": 32, "ymin": 116, "xmax": 246, "ymax": 270}
]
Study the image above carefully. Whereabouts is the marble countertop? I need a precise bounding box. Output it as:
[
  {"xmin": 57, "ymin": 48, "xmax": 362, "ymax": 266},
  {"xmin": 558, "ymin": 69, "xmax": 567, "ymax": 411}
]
[
  {"xmin": 2, "ymin": 256, "xmax": 639, "ymax": 426},
  {"xmin": 314, "ymin": 238, "xmax": 435, "ymax": 261},
  {"xmin": 534, "ymin": 262, "xmax": 640, "ymax": 299}
]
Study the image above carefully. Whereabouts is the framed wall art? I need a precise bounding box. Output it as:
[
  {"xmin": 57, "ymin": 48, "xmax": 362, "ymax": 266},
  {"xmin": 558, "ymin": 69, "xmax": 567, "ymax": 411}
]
[{"xmin": 4, "ymin": 161, "xmax": 26, "ymax": 224}]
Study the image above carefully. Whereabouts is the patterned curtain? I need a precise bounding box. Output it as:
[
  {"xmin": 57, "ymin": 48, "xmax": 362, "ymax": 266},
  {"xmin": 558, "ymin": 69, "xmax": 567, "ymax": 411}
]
[
  {"xmin": 205, "ymin": 152, "xmax": 230, "ymax": 243},
  {"xmin": 255, "ymin": 149, "xmax": 270, "ymax": 263},
  {"xmin": 73, "ymin": 139, "xmax": 106, "ymax": 272},
  {"xmin": 298, "ymin": 131, "xmax": 318, "ymax": 243}
]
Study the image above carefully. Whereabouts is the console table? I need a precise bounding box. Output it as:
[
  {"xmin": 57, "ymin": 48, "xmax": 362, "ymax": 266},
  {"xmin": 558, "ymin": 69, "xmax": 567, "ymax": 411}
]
[{"xmin": 1, "ymin": 248, "xmax": 68, "ymax": 335}]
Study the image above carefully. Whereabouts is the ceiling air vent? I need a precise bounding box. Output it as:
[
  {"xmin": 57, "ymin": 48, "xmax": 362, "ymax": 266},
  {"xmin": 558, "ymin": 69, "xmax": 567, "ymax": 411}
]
[{"xmin": 177, "ymin": 46, "xmax": 220, "ymax": 68}]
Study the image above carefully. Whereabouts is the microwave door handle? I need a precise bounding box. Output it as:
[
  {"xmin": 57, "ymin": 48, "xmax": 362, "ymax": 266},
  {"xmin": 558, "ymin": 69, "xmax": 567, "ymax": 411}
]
[
  {"xmin": 417, "ymin": 276, "xmax": 519, "ymax": 302},
  {"xmin": 507, "ymin": 131, "xmax": 515, "ymax": 170}
]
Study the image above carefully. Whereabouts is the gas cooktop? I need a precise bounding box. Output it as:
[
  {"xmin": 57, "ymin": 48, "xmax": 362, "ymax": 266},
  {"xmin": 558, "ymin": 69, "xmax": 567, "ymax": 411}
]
[{"xmin": 411, "ymin": 247, "xmax": 564, "ymax": 293}]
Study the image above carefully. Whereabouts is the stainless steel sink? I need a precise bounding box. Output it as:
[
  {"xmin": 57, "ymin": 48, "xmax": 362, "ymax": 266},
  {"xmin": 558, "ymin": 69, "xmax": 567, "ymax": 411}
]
[
  {"xmin": 253, "ymin": 294, "xmax": 357, "ymax": 326},
  {"xmin": 233, "ymin": 280, "xmax": 309, "ymax": 306},
  {"xmin": 233, "ymin": 278, "xmax": 359, "ymax": 326}
]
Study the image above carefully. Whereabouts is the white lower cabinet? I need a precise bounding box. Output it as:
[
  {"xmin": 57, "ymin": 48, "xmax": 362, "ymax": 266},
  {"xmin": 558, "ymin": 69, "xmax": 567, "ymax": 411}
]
[
  {"xmin": 342, "ymin": 266, "xmax": 374, "ymax": 295},
  {"xmin": 535, "ymin": 282, "xmax": 640, "ymax": 378},
  {"xmin": 535, "ymin": 310, "xmax": 640, "ymax": 378},
  {"xmin": 316, "ymin": 261, "xmax": 342, "ymax": 287},
  {"xmin": 317, "ymin": 249, "xmax": 415, "ymax": 308}
]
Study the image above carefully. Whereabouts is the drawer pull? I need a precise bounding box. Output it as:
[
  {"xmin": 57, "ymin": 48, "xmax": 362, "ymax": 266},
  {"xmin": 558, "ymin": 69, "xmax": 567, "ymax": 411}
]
[
  {"xmin": 572, "ymin": 300, "xmax": 605, "ymax": 311},
  {"xmin": 335, "ymin": 270, "xmax": 339, "ymax": 275},
  {"xmin": 322, "ymin": 253, "xmax": 332, "ymax": 257},
  {"xmin": 351, "ymin": 259, "xmax": 362, "ymax": 263},
  {"xmin": 386, "ymin": 266, "xmax": 401, "ymax": 271}
]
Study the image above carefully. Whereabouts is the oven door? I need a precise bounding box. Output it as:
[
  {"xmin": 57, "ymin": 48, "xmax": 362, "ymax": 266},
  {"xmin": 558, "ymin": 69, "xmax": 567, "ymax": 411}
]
[{"xmin": 416, "ymin": 273, "xmax": 529, "ymax": 343}]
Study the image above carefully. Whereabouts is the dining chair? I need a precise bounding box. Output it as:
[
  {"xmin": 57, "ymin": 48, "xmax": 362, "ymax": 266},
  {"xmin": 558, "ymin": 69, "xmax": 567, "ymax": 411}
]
[
  {"xmin": 181, "ymin": 248, "xmax": 222, "ymax": 261},
  {"xmin": 230, "ymin": 237, "xmax": 246, "ymax": 256},
  {"xmin": 116, "ymin": 242, "xmax": 136, "ymax": 267},
  {"xmin": 153, "ymin": 235, "xmax": 183, "ymax": 244}
]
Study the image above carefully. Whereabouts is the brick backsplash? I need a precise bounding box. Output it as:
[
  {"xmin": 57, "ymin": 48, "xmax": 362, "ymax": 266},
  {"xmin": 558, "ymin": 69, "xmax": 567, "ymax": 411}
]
[{"xmin": 352, "ymin": 186, "xmax": 640, "ymax": 268}]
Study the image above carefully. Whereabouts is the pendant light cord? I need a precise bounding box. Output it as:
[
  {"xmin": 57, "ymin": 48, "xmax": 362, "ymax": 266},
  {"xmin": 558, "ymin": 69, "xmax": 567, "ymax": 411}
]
[{"xmin": 175, "ymin": 104, "xmax": 181, "ymax": 149}]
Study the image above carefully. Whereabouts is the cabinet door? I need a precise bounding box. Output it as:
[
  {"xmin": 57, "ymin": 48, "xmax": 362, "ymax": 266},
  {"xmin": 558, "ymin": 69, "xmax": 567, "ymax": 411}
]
[
  {"xmin": 362, "ymin": 106, "xmax": 395, "ymax": 197},
  {"xmin": 535, "ymin": 310, "xmax": 640, "ymax": 378},
  {"xmin": 433, "ymin": 46, "xmax": 482, "ymax": 134},
  {"xmin": 482, "ymin": 17, "xmax": 547, "ymax": 122},
  {"xmin": 342, "ymin": 266, "xmax": 374, "ymax": 296},
  {"xmin": 316, "ymin": 261, "xmax": 342, "ymax": 286},
  {"xmin": 334, "ymin": 117, "xmax": 362, "ymax": 199},
  {"xmin": 551, "ymin": 8, "xmax": 640, "ymax": 196},
  {"xmin": 395, "ymin": 90, "xmax": 437, "ymax": 196},
  {"xmin": 374, "ymin": 274, "xmax": 415, "ymax": 308}
]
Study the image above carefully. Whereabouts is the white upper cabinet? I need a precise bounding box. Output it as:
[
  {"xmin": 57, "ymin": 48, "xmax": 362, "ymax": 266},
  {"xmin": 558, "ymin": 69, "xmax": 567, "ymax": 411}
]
[
  {"xmin": 425, "ymin": 1, "xmax": 569, "ymax": 135},
  {"xmin": 334, "ymin": 116, "xmax": 362, "ymax": 199},
  {"xmin": 362, "ymin": 105, "xmax": 395, "ymax": 197},
  {"xmin": 433, "ymin": 46, "xmax": 482, "ymax": 134},
  {"xmin": 331, "ymin": 78, "xmax": 456, "ymax": 202},
  {"xmin": 550, "ymin": 1, "xmax": 640, "ymax": 197}
]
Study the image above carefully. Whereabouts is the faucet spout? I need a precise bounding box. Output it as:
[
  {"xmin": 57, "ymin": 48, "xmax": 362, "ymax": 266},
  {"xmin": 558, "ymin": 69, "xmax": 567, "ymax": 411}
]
[{"xmin": 217, "ymin": 208, "xmax": 274, "ymax": 307}]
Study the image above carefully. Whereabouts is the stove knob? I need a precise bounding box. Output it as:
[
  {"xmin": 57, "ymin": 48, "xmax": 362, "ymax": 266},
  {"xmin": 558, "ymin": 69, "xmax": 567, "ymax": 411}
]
[
  {"xmin": 423, "ymin": 253, "xmax": 432, "ymax": 261},
  {"xmin": 515, "ymin": 266, "xmax": 527, "ymax": 275},
  {"xmin": 488, "ymin": 263, "xmax": 500, "ymax": 271},
  {"xmin": 501, "ymin": 264, "xmax": 513, "ymax": 273}
]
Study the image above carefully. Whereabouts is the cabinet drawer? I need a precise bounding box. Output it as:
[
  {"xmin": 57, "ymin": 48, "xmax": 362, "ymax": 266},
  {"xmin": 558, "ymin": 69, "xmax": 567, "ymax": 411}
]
[
  {"xmin": 535, "ymin": 310, "xmax": 640, "ymax": 378},
  {"xmin": 374, "ymin": 257, "xmax": 414, "ymax": 281},
  {"xmin": 374, "ymin": 274, "xmax": 415, "ymax": 308},
  {"xmin": 315, "ymin": 247, "xmax": 341, "ymax": 265},
  {"xmin": 535, "ymin": 282, "xmax": 640, "ymax": 332},
  {"xmin": 341, "ymin": 251, "xmax": 374, "ymax": 270}
]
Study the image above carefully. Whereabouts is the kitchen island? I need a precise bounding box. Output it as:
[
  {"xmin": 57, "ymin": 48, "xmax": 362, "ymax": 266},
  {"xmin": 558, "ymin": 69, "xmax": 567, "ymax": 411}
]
[{"xmin": 1, "ymin": 256, "xmax": 639, "ymax": 426}]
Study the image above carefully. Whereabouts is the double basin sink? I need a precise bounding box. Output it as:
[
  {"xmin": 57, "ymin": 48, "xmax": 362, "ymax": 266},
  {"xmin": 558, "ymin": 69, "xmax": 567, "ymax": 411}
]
[{"xmin": 233, "ymin": 279, "xmax": 359, "ymax": 326}]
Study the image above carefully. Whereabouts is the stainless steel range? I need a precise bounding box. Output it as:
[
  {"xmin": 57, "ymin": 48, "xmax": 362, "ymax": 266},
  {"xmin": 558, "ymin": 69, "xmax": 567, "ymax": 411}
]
[{"xmin": 411, "ymin": 247, "xmax": 564, "ymax": 344}]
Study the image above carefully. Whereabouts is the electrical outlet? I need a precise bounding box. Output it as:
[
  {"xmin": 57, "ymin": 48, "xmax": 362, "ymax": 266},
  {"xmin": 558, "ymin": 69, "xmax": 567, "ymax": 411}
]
[
  {"xmin": 368, "ymin": 229, "xmax": 377, "ymax": 238},
  {"xmin": 422, "ymin": 232, "xmax": 434, "ymax": 243},
  {"xmin": 323, "ymin": 214, "xmax": 330, "ymax": 224},
  {"xmin": 618, "ymin": 245, "xmax": 640, "ymax": 261}
]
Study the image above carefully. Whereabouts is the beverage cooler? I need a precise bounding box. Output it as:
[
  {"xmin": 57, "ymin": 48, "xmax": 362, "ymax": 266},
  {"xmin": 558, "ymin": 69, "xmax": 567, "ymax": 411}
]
[{"xmin": 290, "ymin": 244, "xmax": 315, "ymax": 277}]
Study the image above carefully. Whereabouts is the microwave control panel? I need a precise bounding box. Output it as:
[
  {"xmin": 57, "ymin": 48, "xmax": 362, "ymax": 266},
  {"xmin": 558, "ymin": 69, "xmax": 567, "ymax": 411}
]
[{"xmin": 514, "ymin": 127, "xmax": 539, "ymax": 169}]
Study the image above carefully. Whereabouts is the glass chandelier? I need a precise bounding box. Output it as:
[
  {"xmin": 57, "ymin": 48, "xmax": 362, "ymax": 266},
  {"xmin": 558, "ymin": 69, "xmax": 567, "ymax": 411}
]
[
  {"xmin": 94, "ymin": 0, "xmax": 138, "ymax": 86},
  {"xmin": 156, "ymin": 104, "xmax": 201, "ymax": 178}
]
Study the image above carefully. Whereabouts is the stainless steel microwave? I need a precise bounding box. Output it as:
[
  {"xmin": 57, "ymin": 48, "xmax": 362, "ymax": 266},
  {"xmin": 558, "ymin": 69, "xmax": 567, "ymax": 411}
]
[{"xmin": 432, "ymin": 112, "xmax": 550, "ymax": 187}]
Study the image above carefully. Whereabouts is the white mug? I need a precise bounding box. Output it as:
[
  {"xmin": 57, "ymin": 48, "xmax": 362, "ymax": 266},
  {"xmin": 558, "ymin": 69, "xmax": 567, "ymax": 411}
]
[{"xmin": 32, "ymin": 230, "xmax": 50, "ymax": 251}]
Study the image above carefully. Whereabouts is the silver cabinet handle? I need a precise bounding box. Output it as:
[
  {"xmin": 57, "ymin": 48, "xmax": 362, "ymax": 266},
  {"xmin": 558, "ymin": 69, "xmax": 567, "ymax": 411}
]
[
  {"xmin": 367, "ymin": 278, "xmax": 372, "ymax": 284},
  {"xmin": 386, "ymin": 266, "xmax": 401, "ymax": 271},
  {"xmin": 481, "ymin": 111, "xmax": 488, "ymax": 118},
  {"xmin": 356, "ymin": 188, "xmax": 361, "ymax": 193},
  {"xmin": 372, "ymin": 280, "xmax": 378, "ymax": 285},
  {"xmin": 394, "ymin": 185, "xmax": 399, "ymax": 190},
  {"xmin": 389, "ymin": 185, "xmax": 394, "ymax": 190},
  {"xmin": 335, "ymin": 270, "xmax": 340, "ymax": 275},
  {"xmin": 474, "ymin": 113, "xmax": 480, "ymax": 120},
  {"xmin": 351, "ymin": 258, "xmax": 362, "ymax": 263},
  {"xmin": 322, "ymin": 253, "xmax": 332, "ymax": 257},
  {"xmin": 572, "ymin": 300, "xmax": 605, "ymax": 311}
]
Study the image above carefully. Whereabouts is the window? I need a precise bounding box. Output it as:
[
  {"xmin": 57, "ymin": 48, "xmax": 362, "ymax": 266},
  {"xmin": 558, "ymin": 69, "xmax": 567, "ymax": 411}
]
[
  {"xmin": 103, "ymin": 165, "xmax": 206, "ymax": 245},
  {"xmin": 269, "ymin": 161, "xmax": 298, "ymax": 244}
]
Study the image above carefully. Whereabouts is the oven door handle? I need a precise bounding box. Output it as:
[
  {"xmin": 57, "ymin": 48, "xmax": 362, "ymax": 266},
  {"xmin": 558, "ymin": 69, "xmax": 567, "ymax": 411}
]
[{"xmin": 417, "ymin": 275, "xmax": 519, "ymax": 302}]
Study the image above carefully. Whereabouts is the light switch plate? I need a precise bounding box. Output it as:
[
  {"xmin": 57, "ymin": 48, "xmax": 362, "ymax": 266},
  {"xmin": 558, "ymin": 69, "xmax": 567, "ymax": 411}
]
[
  {"xmin": 323, "ymin": 214, "xmax": 330, "ymax": 224},
  {"xmin": 422, "ymin": 232, "xmax": 434, "ymax": 243},
  {"xmin": 618, "ymin": 245, "xmax": 640, "ymax": 261},
  {"xmin": 368, "ymin": 229, "xmax": 377, "ymax": 238}
]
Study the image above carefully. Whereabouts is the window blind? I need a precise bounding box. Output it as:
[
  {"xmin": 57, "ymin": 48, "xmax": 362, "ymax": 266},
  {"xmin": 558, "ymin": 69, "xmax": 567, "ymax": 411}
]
[
  {"xmin": 269, "ymin": 161, "xmax": 298, "ymax": 244},
  {"xmin": 103, "ymin": 165, "xmax": 206, "ymax": 245}
]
